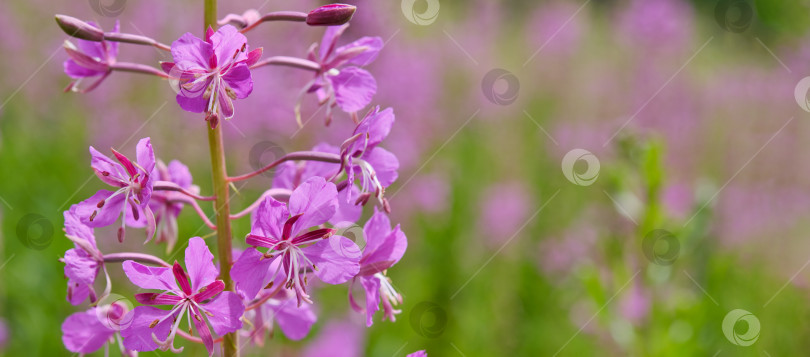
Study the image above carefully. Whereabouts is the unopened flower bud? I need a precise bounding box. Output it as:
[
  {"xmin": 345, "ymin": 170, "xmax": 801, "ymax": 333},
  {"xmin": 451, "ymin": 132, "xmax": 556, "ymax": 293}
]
[
  {"xmin": 306, "ymin": 4, "xmax": 356, "ymax": 26},
  {"xmin": 55, "ymin": 15, "xmax": 104, "ymax": 41}
]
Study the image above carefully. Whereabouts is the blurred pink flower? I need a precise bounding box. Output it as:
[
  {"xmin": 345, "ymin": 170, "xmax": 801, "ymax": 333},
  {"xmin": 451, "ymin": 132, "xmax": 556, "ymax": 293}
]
[
  {"xmin": 619, "ymin": 282, "xmax": 650, "ymax": 326},
  {"xmin": 527, "ymin": 1, "xmax": 585, "ymax": 58},
  {"xmin": 538, "ymin": 224, "xmax": 598, "ymax": 276},
  {"xmin": 616, "ymin": 0, "xmax": 694, "ymax": 55},
  {"xmin": 478, "ymin": 182, "xmax": 532, "ymax": 246},
  {"xmin": 302, "ymin": 320, "xmax": 365, "ymax": 357}
]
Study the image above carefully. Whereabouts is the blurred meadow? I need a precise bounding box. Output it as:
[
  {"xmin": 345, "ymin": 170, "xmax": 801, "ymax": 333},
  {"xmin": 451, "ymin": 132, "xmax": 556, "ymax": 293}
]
[{"xmin": 3, "ymin": 0, "xmax": 810, "ymax": 355}]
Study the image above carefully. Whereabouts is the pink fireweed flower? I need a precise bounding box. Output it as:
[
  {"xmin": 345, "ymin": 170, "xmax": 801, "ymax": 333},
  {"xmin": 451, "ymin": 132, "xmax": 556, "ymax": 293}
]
[
  {"xmin": 120, "ymin": 237, "xmax": 244, "ymax": 355},
  {"xmin": 302, "ymin": 23, "xmax": 382, "ymax": 125},
  {"xmin": 163, "ymin": 25, "xmax": 261, "ymax": 126},
  {"xmin": 62, "ymin": 207, "xmax": 105, "ymax": 305},
  {"xmin": 62, "ymin": 302, "xmax": 135, "ymax": 356},
  {"xmin": 231, "ymin": 177, "xmax": 361, "ymax": 306},
  {"xmin": 349, "ymin": 209, "xmax": 407, "ymax": 326},
  {"xmin": 241, "ymin": 265, "xmax": 317, "ymax": 345},
  {"xmin": 150, "ymin": 160, "xmax": 197, "ymax": 252},
  {"xmin": 75, "ymin": 137, "xmax": 156, "ymax": 243},
  {"xmin": 338, "ymin": 106, "xmax": 399, "ymax": 209},
  {"xmin": 407, "ymin": 351, "xmax": 428, "ymax": 357},
  {"xmin": 62, "ymin": 20, "xmax": 118, "ymax": 93}
]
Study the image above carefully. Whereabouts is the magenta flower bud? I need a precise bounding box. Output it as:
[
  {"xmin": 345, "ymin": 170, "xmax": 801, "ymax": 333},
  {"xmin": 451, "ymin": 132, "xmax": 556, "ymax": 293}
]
[
  {"xmin": 55, "ymin": 14, "xmax": 104, "ymax": 41},
  {"xmin": 306, "ymin": 4, "xmax": 356, "ymax": 26}
]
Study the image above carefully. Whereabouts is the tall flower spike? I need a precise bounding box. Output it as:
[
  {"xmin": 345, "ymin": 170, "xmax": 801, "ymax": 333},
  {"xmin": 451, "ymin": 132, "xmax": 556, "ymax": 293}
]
[
  {"xmin": 62, "ymin": 20, "xmax": 119, "ymax": 93},
  {"xmin": 163, "ymin": 25, "xmax": 261, "ymax": 126},
  {"xmin": 231, "ymin": 177, "xmax": 361, "ymax": 306},
  {"xmin": 74, "ymin": 137, "xmax": 156, "ymax": 243},
  {"xmin": 299, "ymin": 23, "xmax": 382, "ymax": 125},
  {"xmin": 120, "ymin": 237, "xmax": 244, "ymax": 356}
]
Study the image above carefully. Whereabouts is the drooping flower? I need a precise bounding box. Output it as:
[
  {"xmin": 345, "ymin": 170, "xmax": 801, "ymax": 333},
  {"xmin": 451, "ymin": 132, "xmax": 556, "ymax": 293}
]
[
  {"xmin": 150, "ymin": 159, "xmax": 197, "ymax": 252},
  {"xmin": 303, "ymin": 23, "xmax": 382, "ymax": 124},
  {"xmin": 164, "ymin": 25, "xmax": 261, "ymax": 126},
  {"xmin": 62, "ymin": 302, "xmax": 135, "ymax": 356},
  {"xmin": 349, "ymin": 209, "xmax": 407, "ymax": 326},
  {"xmin": 231, "ymin": 177, "xmax": 361, "ymax": 306},
  {"xmin": 120, "ymin": 237, "xmax": 244, "ymax": 355},
  {"xmin": 273, "ymin": 145, "xmax": 362, "ymax": 225},
  {"xmin": 62, "ymin": 20, "xmax": 118, "ymax": 93},
  {"xmin": 62, "ymin": 206, "xmax": 104, "ymax": 305},
  {"xmin": 74, "ymin": 137, "xmax": 156, "ymax": 243},
  {"xmin": 241, "ymin": 261, "xmax": 317, "ymax": 345},
  {"xmin": 338, "ymin": 106, "xmax": 399, "ymax": 209}
]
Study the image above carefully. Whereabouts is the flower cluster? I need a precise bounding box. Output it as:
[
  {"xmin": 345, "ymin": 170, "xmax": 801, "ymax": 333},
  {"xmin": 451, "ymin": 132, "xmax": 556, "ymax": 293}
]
[{"xmin": 55, "ymin": 3, "xmax": 424, "ymax": 356}]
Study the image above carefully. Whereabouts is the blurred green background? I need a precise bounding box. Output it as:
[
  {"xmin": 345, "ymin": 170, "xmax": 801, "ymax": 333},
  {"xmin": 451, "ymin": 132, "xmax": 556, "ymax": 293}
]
[{"xmin": 3, "ymin": 0, "xmax": 810, "ymax": 356}]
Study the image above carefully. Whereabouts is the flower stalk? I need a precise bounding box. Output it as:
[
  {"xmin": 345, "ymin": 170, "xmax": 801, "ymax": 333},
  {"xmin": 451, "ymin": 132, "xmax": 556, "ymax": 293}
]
[{"xmin": 204, "ymin": 0, "xmax": 239, "ymax": 355}]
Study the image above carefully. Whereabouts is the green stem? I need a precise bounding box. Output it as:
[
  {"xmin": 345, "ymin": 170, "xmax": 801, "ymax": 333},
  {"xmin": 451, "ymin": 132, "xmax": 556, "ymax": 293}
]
[{"xmin": 204, "ymin": 0, "xmax": 238, "ymax": 356}]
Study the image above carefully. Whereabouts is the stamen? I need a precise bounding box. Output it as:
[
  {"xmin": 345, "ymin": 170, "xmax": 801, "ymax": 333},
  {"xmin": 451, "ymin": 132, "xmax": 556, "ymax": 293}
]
[{"xmin": 149, "ymin": 319, "xmax": 159, "ymax": 328}]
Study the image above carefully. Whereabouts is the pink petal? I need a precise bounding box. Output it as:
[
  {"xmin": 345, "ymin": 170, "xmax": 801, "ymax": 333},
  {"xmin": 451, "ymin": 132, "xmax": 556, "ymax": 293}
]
[
  {"xmin": 362, "ymin": 147, "xmax": 399, "ymax": 187},
  {"xmin": 171, "ymin": 32, "xmax": 213, "ymax": 70},
  {"xmin": 273, "ymin": 300, "xmax": 317, "ymax": 340},
  {"xmin": 331, "ymin": 67, "xmax": 376, "ymax": 113},
  {"xmin": 302, "ymin": 236, "xmax": 360, "ymax": 284},
  {"xmin": 76, "ymin": 190, "xmax": 126, "ymax": 228},
  {"xmin": 62, "ymin": 308, "xmax": 115, "ymax": 353},
  {"xmin": 121, "ymin": 306, "xmax": 176, "ymax": 352},
  {"xmin": 336, "ymin": 36, "xmax": 383, "ymax": 66},
  {"xmin": 122, "ymin": 261, "xmax": 179, "ymax": 292},
  {"xmin": 230, "ymin": 248, "xmax": 274, "ymax": 300},
  {"xmin": 222, "ymin": 63, "xmax": 253, "ymax": 99},
  {"xmin": 250, "ymin": 197, "xmax": 288, "ymax": 243},
  {"xmin": 288, "ymin": 177, "xmax": 338, "ymax": 235},
  {"xmin": 185, "ymin": 237, "xmax": 219, "ymax": 292},
  {"xmin": 360, "ymin": 275, "xmax": 381, "ymax": 327},
  {"xmin": 202, "ymin": 291, "xmax": 245, "ymax": 336}
]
